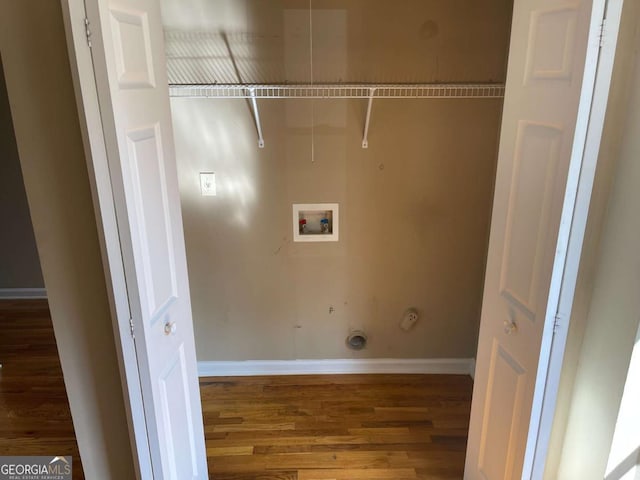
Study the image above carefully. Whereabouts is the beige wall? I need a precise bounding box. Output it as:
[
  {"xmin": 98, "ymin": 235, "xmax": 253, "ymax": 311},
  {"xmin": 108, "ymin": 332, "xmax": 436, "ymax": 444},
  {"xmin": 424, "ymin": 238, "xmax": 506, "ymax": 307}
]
[
  {"xmin": 545, "ymin": 2, "xmax": 640, "ymax": 477},
  {"xmin": 166, "ymin": 0, "xmax": 511, "ymax": 361},
  {"xmin": 0, "ymin": 60, "xmax": 43, "ymax": 289},
  {"xmin": 0, "ymin": 1, "xmax": 135, "ymax": 478},
  {"xmin": 162, "ymin": 0, "xmax": 512, "ymax": 84}
]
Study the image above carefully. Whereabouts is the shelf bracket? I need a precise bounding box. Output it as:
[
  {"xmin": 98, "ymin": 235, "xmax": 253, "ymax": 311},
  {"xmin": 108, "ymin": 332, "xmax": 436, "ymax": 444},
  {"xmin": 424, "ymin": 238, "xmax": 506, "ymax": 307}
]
[
  {"xmin": 249, "ymin": 88, "xmax": 265, "ymax": 148},
  {"xmin": 362, "ymin": 88, "xmax": 376, "ymax": 148}
]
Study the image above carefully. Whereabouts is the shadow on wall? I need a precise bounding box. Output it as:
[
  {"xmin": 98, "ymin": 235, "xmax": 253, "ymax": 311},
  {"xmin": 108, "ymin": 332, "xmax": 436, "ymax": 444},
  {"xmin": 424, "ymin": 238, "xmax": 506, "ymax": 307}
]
[{"xmin": 0, "ymin": 58, "xmax": 44, "ymax": 291}]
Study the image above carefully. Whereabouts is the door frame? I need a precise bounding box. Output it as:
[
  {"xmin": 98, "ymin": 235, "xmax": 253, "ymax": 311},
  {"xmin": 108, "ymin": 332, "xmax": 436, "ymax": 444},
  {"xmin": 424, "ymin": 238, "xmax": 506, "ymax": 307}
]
[{"xmin": 59, "ymin": 0, "xmax": 622, "ymax": 478}]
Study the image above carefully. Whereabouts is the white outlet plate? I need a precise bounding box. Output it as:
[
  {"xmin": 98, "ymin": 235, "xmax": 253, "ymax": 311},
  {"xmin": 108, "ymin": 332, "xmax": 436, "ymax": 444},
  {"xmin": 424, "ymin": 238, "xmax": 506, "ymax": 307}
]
[{"xmin": 200, "ymin": 172, "xmax": 216, "ymax": 196}]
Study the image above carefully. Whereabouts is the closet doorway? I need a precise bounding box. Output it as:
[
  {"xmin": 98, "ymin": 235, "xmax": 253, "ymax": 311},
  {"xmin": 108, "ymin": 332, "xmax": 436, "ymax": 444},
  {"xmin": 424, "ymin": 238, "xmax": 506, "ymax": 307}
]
[{"xmin": 60, "ymin": 2, "xmax": 616, "ymax": 478}]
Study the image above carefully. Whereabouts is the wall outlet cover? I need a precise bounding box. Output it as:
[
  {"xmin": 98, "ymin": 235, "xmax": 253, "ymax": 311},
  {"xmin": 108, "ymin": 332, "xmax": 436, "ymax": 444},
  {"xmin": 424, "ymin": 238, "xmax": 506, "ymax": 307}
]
[{"xmin": 200, "ymin": 172, "xmax": 216, "ymax": 196}]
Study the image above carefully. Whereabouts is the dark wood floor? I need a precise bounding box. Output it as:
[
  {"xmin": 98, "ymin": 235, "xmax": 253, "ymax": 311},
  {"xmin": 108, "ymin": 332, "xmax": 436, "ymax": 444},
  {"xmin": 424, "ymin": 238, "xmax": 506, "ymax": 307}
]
[
  {"xmin": 0, "ymin": 299, "xmax": 83, "ymax": 478},
  {"xmin": 0, "ymin": 300, "xmax": 472, "ymax": 479}
]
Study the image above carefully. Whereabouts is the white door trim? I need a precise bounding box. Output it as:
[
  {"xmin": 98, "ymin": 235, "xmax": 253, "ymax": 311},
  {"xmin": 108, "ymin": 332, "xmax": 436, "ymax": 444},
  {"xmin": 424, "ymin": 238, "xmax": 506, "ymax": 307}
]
[
  {"xmin": 60, "ymin": 1, "xmax": 152, "ymax": 478},
  {"xmin": 524, "ymin": 0, "xmax": 624, "ymax": 477}
]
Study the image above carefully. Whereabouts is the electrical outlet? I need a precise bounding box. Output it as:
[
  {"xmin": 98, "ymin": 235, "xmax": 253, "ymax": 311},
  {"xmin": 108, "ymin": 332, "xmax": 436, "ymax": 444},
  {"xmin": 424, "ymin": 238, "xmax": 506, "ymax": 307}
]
[
  {"xmin": 400, "ymin": 308, "xmax": 419, "ymax": 331},
  {"xmin": 200, "ymin": 172, "xmax": 216, "ymax": 196}
]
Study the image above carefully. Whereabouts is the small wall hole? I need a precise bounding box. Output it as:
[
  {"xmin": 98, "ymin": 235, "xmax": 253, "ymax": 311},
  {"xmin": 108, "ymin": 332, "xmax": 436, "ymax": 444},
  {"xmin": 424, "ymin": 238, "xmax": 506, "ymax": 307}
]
[{"xmin": 346, "ymin": 331, "xmax": 367, "ymax": 350}]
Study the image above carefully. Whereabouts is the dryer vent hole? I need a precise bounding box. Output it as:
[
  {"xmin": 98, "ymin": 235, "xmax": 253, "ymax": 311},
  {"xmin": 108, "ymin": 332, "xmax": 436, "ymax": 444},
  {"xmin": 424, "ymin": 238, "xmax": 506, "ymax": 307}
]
[{"xmin": 346, "ymin": 332, "xmax": 367, "ymax": 350}]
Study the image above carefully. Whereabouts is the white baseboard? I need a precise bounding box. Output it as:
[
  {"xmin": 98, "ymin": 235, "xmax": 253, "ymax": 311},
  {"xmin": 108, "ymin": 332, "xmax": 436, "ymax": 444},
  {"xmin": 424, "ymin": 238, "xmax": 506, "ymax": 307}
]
[
  {"xmin": 198, "ymin": 358, "xmax": 475, "ymax": 377},
  {"xmin": 0, "ymin": 288, "xmax": 47, "ymax": 299}
]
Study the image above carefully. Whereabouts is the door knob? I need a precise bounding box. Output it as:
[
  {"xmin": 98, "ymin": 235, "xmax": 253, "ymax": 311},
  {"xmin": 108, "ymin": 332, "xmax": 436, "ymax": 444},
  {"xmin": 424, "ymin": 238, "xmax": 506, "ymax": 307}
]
[
  {"xmin": 503, "ymin": 318, "xmax": 518, "ymax": 335},
  {"xmin": 164, "ymin": 321, "xmax": 177, "ymax": 336}
]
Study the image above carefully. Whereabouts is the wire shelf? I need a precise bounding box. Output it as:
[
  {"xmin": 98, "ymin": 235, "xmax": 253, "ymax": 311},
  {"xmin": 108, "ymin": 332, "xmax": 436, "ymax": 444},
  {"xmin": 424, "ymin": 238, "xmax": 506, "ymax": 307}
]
[{"xmin": 168, "ymin": 83, "xmax": 505, "ymax": 99}]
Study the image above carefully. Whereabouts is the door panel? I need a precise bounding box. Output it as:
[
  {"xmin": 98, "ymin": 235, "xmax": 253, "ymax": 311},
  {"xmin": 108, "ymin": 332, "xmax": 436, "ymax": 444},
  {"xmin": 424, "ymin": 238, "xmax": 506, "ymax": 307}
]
[
  {"xmin": 525, "ymin": 7, "xmax": 579, "ymax": 82},
  {"xmin": 158, "ymin": 345, "xmax": 199, "ymax": 478},
  {"xmin": 87, "ymin": 0, "xmax": 208, "ymax": 478},
  {"xmin": 465, "ymin": 0, "xmax": 595, "ymax": 477},
  {"xmin": 499, "ymin": 121, "xmax": 562, "ymax": 321},
  {"xmin": 478, "ymin": 342, "xmax": 527, "ymax": 480},
  {"xmin": 125, "ymin": 124, "xmax": 178, "ymax": 322},
  {"xmin": 109, "ymin": 7, "xmax": 155, "ymax": 88}
]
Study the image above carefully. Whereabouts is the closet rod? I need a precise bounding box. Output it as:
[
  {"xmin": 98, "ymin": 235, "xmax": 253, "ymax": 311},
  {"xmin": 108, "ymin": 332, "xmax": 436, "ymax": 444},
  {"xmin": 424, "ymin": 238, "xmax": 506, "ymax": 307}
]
[{"xmin": 169, "ymin": 83, "xmax": 505, "ymax": 99}]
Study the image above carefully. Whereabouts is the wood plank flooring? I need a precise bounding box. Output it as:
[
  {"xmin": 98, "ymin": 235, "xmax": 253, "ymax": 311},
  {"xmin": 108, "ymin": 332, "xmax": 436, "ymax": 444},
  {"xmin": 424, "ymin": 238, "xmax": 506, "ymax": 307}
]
[
  {"xmin": 0, "ymin": 300, "xmax": 472, "ymax": 479},
  {"xmin": 201, "ymin": 374, "xmax": 472, "ymax": 479},
  {"xmin": 0, "ymin": 299, "xmax": 83, "ymax": 479}
]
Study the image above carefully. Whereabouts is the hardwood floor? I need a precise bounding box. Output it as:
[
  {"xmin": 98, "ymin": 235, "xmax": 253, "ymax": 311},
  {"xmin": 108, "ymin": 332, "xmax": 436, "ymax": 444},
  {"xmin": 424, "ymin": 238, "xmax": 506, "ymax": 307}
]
[
  {"xmin": 0, "ymin": 299, "xmax": 83, "ymax": 479},
  {"xmin": 201, "ymin": 374, "xmax": 472, "ymax": 479},
  {"xmin": 0, "ymin": 300, "xmax": 472, "ymax": 479}
]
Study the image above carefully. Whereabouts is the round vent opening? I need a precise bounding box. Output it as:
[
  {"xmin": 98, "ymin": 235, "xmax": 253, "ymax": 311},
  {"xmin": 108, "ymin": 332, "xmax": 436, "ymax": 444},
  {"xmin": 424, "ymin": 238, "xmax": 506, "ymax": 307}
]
[{"xmin": 346, "ymin": 331, "xmax": 367, "ymax": 350}]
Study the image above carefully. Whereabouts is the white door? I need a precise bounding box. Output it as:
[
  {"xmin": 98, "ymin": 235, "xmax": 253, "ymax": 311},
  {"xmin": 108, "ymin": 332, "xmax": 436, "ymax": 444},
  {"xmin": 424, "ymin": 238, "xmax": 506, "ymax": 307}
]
[
  {"xmin": 465, "ymin": 0, "xmax": 598, "ymax": 478},
  {"xmin": 81, "ymin": 0, "xmax": 207, "ymax": 478}
]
